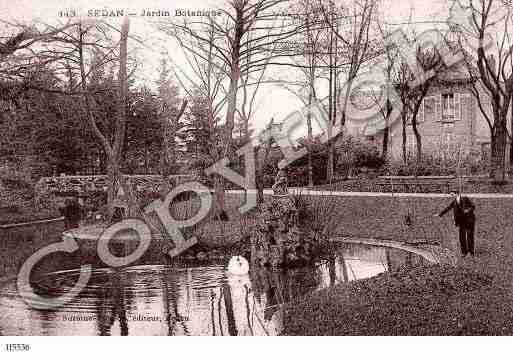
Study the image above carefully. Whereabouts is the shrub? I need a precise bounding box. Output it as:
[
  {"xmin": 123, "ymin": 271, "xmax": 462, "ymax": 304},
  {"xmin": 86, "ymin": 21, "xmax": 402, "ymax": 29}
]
[
  {"xmin": 292, "ymin": 192, "xmax": 340, "ymax": 240},
  {"xmin": 0, "ymin": 165, "xmax": 36, "ymax": 208},
  {"xmin": 335, "ymin": 136, "xmax": 385, "ymax": 178},
  {"xmin": 383, "ymin": 151, "xmax": 489, "ymax": 177}
]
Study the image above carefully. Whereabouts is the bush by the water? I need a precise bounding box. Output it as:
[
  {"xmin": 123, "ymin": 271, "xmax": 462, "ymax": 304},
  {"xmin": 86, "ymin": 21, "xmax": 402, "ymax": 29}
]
[{"xmin": 292, "ymin": 192, "xmax": 340, "ymax": 239}]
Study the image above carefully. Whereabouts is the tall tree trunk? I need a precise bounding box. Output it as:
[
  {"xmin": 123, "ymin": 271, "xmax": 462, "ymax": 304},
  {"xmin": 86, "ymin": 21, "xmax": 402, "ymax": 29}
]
[
  {"xmin": 382, "ymin": 125, "xmax": 389, "ymax": 159},
  {"xmin": 307, "ymin": 93, "xmax": 314, "ymax": 187},
  {"xmin": 412, "ymin": 123, "xmax": 422, "ymax": 162},
  {"xmin": 327, "ymin": 142, "xmax": 335, "ymax": 183},
  {"xmin": 216, "ymin": 63, "xmax": 240, "ymax": 220},
  {"xmin": 491, "ymin": 118, "xmax": 507, "ymax": 181},
  {"xmin": 326, "ymin": 69, "xmax": 338, "ymax": 183},
  {"xmin": 330, "ymin": 51, "xmax": 339, "ymax": 180},
  {"xmin": 256, "ymin": 126, "xmax": 272, "ymax": 204},
  {"xmin": 326, "ymin": 31, "xmax": 335, "ymax": 183},
  {"xmin": 510, "ymin": 100, "xmax": 513, "ymax": 167},
  {"xmin": 78, "ymin": 18, "xmax": 133, "ymax": 222},
  {"xmin": 106, "ymin": 159, "xmax": 121, "ymax": 220},
  {"xmin": 401, "ymin": 113, "xmax": 407, "ymax": 164},
  {"xmin": 106, "ymin": 161, "xmax": 116, "ymax": 219},
  {"xmin": 382, "ymin": 100, "xmax": 391, "ymax": 159},
  {"xmin": 109, "ymin": 17, "xmax": 137, "ymax": 221},
  {"xmin": 326, "ymin": 129, "xmax": 334, "ymax": 184},
  {"xmin": 213, "ymin": 175, "xmax": 228, "ymax": 220},
  {"xmin": 160, "ymin": 123, "xmax": 170, "ymax": 177}
]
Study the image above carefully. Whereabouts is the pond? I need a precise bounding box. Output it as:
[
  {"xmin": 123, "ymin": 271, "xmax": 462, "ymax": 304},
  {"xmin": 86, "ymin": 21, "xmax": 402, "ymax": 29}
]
[{"xmin": 0, "ymin": 243, "xmax": 430, "ymax": 336}]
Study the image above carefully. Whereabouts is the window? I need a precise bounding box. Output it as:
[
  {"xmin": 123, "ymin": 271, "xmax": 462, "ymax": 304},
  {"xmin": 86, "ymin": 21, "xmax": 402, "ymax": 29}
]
[
  {"xmin": 441, "ymin": 93, "xmax": 461, "ymax": 121},
  {"xmin": 442, "ymin": 93, "xmax": 454, "ymax": 120}
]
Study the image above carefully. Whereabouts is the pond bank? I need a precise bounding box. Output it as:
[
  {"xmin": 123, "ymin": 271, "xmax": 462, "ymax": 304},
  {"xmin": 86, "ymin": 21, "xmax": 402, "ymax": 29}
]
[
  {"xmin": 281, "ymin": 223, "xmax": 513, "ymax": 335},
  {"xmin": 218, "ymin": 191, "xmax": 513, "ymax": 335},
  {"xmin": 282, "ymin": 262, "xmax": 498, "ymax": 335}
]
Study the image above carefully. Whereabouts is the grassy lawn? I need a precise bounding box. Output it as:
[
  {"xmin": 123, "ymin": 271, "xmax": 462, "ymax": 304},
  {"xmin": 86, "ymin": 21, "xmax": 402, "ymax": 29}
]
[
  {"xmin": 282, "ymin": 213, "xmax": 513, "ymax": 335},
  {"xmin": 207, "ymin": 191, "xmax": 513, "ymax": 335}
]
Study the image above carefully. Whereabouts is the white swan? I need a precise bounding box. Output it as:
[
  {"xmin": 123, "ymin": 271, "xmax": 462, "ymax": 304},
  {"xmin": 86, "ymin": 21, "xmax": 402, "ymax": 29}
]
[{"xmin": 227, "ymin": 255, "xmax": 249, "ymax": 275}]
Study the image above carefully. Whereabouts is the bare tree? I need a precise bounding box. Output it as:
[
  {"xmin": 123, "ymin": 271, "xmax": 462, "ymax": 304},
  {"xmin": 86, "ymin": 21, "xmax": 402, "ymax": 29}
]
[
  {"xmin": 319, "ymin": 0, "xmax": 380, "ymax": 182},
  {"xmin": 73, "ymin": 18, "xmax": 138, "ymax": 218},
  {"xmin": 234, "ymin": 31, "xmax": 276, "ymax": 144},
  {"xmin": 255, "ymin": 117, "xmax": 276, "ymax": 203},
  {"xmin": 280, "ymin": 0, "xmax": 327, "ymax": 187},
  {"xmin": 0, "ymin": 20, "xmax": 81, "ymax": 104},
  {"xmin": 159, "ymin": 0, "xmax": 304, "ymax": 217},
  {"xmin": 163, "ymin": 19, "xmax": 229, "ymax": 218},
  {"xmin": 455, "ymin": 0, "xmax": 513, "ymax": 180},
  {"xmin": 394, "ymin": 45, "xmax": 444, "ymax": 162},
  {"xmin": 366, "ymin": 20, "xmax": 403, "ymax": 160},
  {"xmin": 324, "ymin": 1, "xmax": 342, "ymax": 181}
]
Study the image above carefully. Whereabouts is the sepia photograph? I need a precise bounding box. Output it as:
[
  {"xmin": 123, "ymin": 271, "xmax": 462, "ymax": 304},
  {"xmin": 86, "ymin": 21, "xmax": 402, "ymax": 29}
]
[{"xmin": 0, "ymin": 0, "xmax": 513, "ymax": 351}]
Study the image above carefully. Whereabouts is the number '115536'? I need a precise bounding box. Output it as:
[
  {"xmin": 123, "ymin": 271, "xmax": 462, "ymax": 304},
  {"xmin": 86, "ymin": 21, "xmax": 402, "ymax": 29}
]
[{"xmin": 5, "ymin": 344, "xmax": 30, "ymax": 351}]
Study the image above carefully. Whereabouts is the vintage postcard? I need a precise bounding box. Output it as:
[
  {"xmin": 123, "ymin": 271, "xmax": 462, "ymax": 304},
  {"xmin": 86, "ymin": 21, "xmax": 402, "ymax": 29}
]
[{"xmin": 0, "ymin": 0, "xmax": 512, "ymax": 354}]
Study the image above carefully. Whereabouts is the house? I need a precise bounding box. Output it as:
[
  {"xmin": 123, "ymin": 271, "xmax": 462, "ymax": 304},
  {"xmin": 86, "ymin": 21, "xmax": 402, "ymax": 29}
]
[{"xmin": 345, "ymin": 55, "xmax": 512, "ymax": 169}]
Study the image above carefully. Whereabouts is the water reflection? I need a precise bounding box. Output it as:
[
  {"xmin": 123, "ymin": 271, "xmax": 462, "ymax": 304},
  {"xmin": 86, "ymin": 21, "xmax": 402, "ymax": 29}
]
[{"xmin": 0, "ymin": 243, "xmax": 429, "ymax": 336}]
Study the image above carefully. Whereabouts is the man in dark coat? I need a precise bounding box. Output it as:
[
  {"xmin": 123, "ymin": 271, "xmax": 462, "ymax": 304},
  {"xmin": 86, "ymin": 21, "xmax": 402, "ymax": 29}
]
[{"xmin": 435, "ymin": 191, "xmax": 476, "ymax": 257}]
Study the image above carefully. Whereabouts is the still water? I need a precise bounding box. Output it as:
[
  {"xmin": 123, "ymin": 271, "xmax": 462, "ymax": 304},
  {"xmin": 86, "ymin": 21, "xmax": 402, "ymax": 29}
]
[{"xmin": 0, "ymin": 243, "xmax": 429, "ymax": 336}]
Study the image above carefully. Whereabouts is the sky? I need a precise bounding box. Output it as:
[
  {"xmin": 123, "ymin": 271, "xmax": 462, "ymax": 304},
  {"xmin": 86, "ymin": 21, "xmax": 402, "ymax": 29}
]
[{"xmin": 2, "ymin": 0, "xmax": 452, "ymax": 134}]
